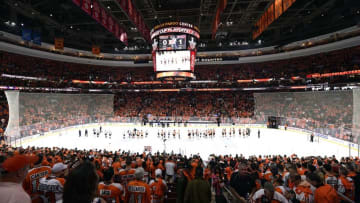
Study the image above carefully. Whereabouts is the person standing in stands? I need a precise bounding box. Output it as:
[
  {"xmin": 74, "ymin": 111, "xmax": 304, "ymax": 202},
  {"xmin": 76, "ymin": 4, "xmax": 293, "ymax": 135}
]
[
  {"xmin": 184, "ymin": 167, "xmax": 211, "ymax": 203},
  {"xmin": 251, "ymin": 182, "xmax": 288, "ymax": 203},
  {"xmin": 0, "ymin": 154, "xmax": 38, "ymax": 203},
  {"xmin": 307, "ymin": 172, "xmax": 339, "ymax": 203},
  {"xmin": 63, "ymin": 161, "xmax": 100, "ymax": 203},
  {"xmin": 23, "ymin": 154, "xmax": 52, "ymax": 203},
  {"xmin": 98, "ymin": 167, "xmax": 124, "ymax": 203},
  {"xmin": 38, "ymin": 162, "xmax": 68, "ymax": 203},
  {"xmin": 125, "ymin": 167, "xmax": 151, "ymax": 203},
  {"xmin": 230, "ymin": 162, "xmax": 254, "ymax": 199},
  {"xmin": 149, "ymin": 169, "xmax": 167, "ymax": 203}
]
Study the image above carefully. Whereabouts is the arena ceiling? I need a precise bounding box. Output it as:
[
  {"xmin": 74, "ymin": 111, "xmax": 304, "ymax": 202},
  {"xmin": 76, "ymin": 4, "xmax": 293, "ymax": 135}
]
[{"xmin": 1, "ymin": 0, "xmax": 359, "ymax": 53}]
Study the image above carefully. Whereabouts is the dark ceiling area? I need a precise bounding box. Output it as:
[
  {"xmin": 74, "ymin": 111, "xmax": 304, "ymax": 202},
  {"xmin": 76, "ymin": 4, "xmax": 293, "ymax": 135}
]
[{"xmin": 1, "ymin": 0, "xmax": 359, "ymax": 53}]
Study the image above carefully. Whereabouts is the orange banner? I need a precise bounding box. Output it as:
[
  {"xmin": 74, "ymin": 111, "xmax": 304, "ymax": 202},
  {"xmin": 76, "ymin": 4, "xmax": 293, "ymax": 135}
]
[
  {"xmin": 253, "ymin": 0, "xmax": 296, "ymax": 39},
  {"xmin": 274, "ymin": 0, "xmax": 283, "ymax": 18}
]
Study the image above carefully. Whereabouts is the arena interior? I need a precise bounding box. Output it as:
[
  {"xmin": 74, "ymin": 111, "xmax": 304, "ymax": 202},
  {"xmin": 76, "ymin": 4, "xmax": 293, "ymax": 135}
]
[{"xmin": 1, "ymin": 0, "xmax": 360, "ymax": 203}]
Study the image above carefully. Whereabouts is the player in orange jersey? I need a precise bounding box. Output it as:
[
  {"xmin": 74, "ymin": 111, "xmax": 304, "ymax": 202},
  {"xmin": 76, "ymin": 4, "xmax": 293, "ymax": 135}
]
[
  {"xmin": 23, "ymin": 154, "xmax": 52, "ymax": 203},
  {"xmin": 98, "ymin": 167, "xmax": 124, "ymax": 203},
  {"xmin": 125, "ymin": 168, "xmax": 151, "ymax": 203}
]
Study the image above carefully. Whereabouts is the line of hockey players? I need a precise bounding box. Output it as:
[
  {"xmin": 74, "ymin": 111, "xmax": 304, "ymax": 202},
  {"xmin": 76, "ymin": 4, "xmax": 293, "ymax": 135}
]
[
  {"xmin": 221, "ymin": 127, "xmax": 251, "ymax": 137},
  {"xmin": 78, "ymin": 126, "xmax": 113, "ymax": 139},
  {"xmin": 123, "ymin": 128, "xmax": 149, "ymax": 139}
]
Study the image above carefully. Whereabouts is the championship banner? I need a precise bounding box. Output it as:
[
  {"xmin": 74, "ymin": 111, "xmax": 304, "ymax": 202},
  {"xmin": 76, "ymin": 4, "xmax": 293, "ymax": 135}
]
[
  {"xmin": 72, "ymin": 0, "xmax": 81, "ymax": 6},
  {"xmin": 119, "ymin": 0, "xmax": 127, "ymax": 10},
  {"xmin": 32, "ymin": 32, "xmax": 42, "ymax": 45},
  {"xmin": 21, "ymin": 28, "xmax": 32, "ymax": 42},
  {"xmin": 253, "ymin": 0, "xmax": 296, "ymax": 39},
  {"xmin": 267, "ymin": 5, "xmax": 274, "ymax": 25},
  {"xmin": 81, "ymin": 0, "xmax": 92, "ymax": 15},
  {"xmin": 114, "ymin": 23, "xmax": 120, "ymax": 38},
  {"xmin": 54, "ymin": 38, "xmax": 64, "ymax": 50},
  {"xmin": 92, "ymin": 46, "xmax": 100, "ymax": 55},
  {"xmin": 127, "ymin": 0, "xmax": 133, "ymax": 17},
  {"xmin": 101, "ymin": 7, "xmax": 108, "ymax": 28},
  {"xmin": 274, "ymin": 0, "xmax": 283, "ymax": 18},
  {"xmin": 92, "ymin": 0, "xmax": 101, "ymax": 23},
  {"xmin": 107, "ymin": 16, "xmax": 114, "ymax": 33},
  {"xmin": 212, "ymin": 0, "xmax": 227, "ymax": 39}
]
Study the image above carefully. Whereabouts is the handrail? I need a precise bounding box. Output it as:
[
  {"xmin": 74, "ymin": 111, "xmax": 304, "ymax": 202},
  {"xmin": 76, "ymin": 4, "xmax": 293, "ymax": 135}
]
[{"xmin": 223, "ymin": 185, "xmax": 247, "ymax": 203}]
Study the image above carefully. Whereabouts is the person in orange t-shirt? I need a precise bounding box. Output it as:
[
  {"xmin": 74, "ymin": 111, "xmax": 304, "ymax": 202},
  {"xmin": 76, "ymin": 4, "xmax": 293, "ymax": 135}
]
[
  {"xmin": 307, "ymin": 172, "xmax": 339, "ymax": 203},
  {"xmin": 98, "ymin": 167, "xmax": 124, "ymax": 203},
  {"xmin": 22, "ymin": 154, "xmax": 52, "ymax": 203},
  {"xmin": 126, "ymin": 168, "xmax": 151, "ymax": 203}
]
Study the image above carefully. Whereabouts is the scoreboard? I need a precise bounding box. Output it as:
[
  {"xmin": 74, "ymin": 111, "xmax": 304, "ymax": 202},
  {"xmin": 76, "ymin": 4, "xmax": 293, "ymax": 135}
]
[
  {"xmin": 151, "ymin": 22, "xmax": 199, "ymax": 80},
  {"xmin": 159, "ymin": 35, "xmax": 186, "ymax": 50}
]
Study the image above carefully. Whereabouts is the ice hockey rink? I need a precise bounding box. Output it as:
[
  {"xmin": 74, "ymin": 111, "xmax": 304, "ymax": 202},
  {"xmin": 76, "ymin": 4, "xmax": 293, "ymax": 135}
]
[{"xmin": 16, "ymin": 123, "xmax": 360, "ymax": 159}]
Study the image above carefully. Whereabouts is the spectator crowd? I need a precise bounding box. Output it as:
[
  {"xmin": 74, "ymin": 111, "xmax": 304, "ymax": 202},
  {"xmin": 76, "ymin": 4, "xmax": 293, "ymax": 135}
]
[{"xmin": 0, "ymin": 145, "xmax": 360, "ymax": 203}]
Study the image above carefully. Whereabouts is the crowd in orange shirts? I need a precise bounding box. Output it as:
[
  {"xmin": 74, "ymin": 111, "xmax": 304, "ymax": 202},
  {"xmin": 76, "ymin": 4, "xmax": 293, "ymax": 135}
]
[{"xmin": 1, "ymin": 145, "xmax": 360, "ymax": 203}]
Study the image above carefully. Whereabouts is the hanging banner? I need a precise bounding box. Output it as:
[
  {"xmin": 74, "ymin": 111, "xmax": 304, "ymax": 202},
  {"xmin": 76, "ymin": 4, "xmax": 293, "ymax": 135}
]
[
  {"xmin": 54, "ymin": 38, "xmax": 64, "ymax": 50},
  {"xmin": 107, "ymin": 16, "xmax": 114, "ymax": 33},
  {"xmin": 120, "ymin": 0, "xmax": 127, "ymax": 10},
  {"xmin": 72, "ymin": 0, "xmax": 81, "ymax": 6},
  {"xmin": 114, "ymin": 23, "xmax": 120, "ymax": 38},
  {"xmin": 92, "ymin": 46, "xmax": 100, "ymax": 55},
  {"xmin": 21, "ymin": 28, "xmax": 32, "ymax": 42},
  {"xmin": 101, "ymin": 7, "xmax": 108, "ymax": 28},
  {"xmin": 211, "ymin": 0, "xmax": 227, "ymax": 39},
  {"xmin": 253, "ymin": 0, "xmax": 296, "ymax": 39},
  {"xmin": 81, "ymin": 0, "xmax": 92, "ymax": 15},
  {"xmin": 127, "ymin": 0, "xmax": 133, "ymax": 18},
  {"xmin": 274, "ymin": 0, "xmax": 283, "ymax": 19},
  {"xmin": 92, "ymin": 0, "xmax": 101, "ymax": 23},
  {"xmin": 32, "ymin": 32, "xmax": 42, "ymax": 45},
  {"xmin": 283, "ymin": 0, "xmax": 294, "ymax": 11},
  {"xmin": 267, "ymin": 4, "xmax": 274, "ymax": 25}
]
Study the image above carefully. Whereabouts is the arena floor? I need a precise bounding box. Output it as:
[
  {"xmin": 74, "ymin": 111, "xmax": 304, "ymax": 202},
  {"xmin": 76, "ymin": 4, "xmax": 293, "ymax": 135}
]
[{"xmin": 18, "ymin": 124, "xmax": 359, "ymax": 159}]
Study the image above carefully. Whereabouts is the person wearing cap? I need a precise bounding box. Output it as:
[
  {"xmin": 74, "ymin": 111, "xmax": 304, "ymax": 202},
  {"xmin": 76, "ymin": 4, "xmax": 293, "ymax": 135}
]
[
  {"xmin": 125, "ymin": 167, "xmax": 151, "ymax": 203},
  {"xmin": 0, "ymin": 154, "xmax": 38, "ymax": 203},
  {"xmin": 22, "ymin": 154, "xmax": 52, "ymax": 202},
  {"xmin": 97, "ymin": 167, "xmax": 124, "ymax": 203},
  {"xmin": 37, "ymin": 162, "xmax": 68, "ymax": 203},
  {"xmin": 251, "ymin": 182, "xmax": 288, "ymax": 203},
  {"xmin": 149, "ymin": 169, "xmax": 167, "ymax": 203}
]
